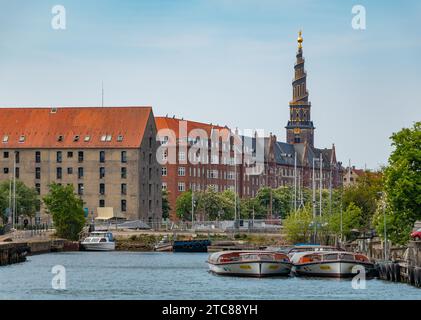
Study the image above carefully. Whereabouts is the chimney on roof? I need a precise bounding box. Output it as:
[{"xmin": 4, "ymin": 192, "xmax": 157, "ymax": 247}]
[{"xmin": 173, "ymin": 115, "xmax": 175, "ymax": 119}]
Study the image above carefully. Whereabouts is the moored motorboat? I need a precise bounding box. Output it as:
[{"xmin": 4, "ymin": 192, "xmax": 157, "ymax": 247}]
[
  {"xmin": 208, "ymin": 250, "xmax": 292, "ymax": 277},
  {"xmin": 293, "ymin": 251, "xmax": 375, "ymax": 278},
  {"xmin": 288, "ymin": 245, "xmax": 344, "ymax": 264},
  {"xmin": 80, "ymin": 231, "xmax": 116, "ymax": 251}
]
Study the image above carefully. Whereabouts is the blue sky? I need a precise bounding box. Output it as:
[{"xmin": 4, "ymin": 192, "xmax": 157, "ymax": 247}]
[{"xmin": 0, "ymin": 0, "xmax": 420, "ymax": 169}]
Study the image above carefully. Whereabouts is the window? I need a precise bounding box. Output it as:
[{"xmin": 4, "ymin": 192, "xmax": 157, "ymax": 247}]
[
  {"xmin": 78, "ymin": 151, "xmax": 84, "ymax": 163},
  {"xmin": 106, "ymin": 135, "xmax": 112, "ymax": 142},
  {"xmin": 67, "ymin": 167, "xmax": 73, "ymax": 175},
  {"xmin": 15, "ymin": 151, "xmax": 20, "ymax": 163},
  {"xmin": 99, "ymin": 151, "xmax": 105, "ymax": 163},
  {"xmin": 178, "ymin": 182, "xmax": 185, "ymax": 192},
  {"xmin": 57, "ymin": 135, "xmax": 64, "ymax": 142},
  {"xmin": 179, "ymin": 151, "xmax": 186, "ymax": 161},
  {"xmin": 35, "ymin": 151, "xmax": 41, "ymax": 163},
  {"xmin": 117, "ymin": 135, "xmax": 123, "ymax": 142},
  {"xmin": 35, "ymin": 183, "xmax": 41, "ymax": 195},
  {"xmin": 78, "ymin": 167, "xmax": 84, "ymax": 179},
  {"xmin": 100, "ymin": 135, "xmax": 107, "ymax": 142},
  {"xmin": 162, "ymin": 182, "xmax": 167, "ymax": 190},
  {"xmin": 149, "ymin": 137, "xmax": 152, "ymax": 148},
  {"xmin": 121, "ymin": 200, "xmax": 127, "ymax": 212},
  {"xmin": 56, "ymin": 167, "xmax": 62, "ymax": 179},
  {"xmin": 78, "ymin": 184, "xmax": 84, "ymax": 195},
  {"xmin": 15, "ymin": 167, "xmax": 19, "ymax": 178},
  {"xmin": 73, "ymin": 135, "xmax": 80, "ymax": 142},
  {"xmin": 99, "ymin": 199, "xmax": 105, "ymax": 207},
  {"xmin": 3, "ymin": 168, "xmax": 9, "ymax": 174},
  {"xmin": 121, "ymin": 167, "xmax": 127, "ymax": 179},
  {"xmin": 84, "ymin": 136, "xmax": 90, "ymax": 142},
  {"xmin": 67, "ymin": 151, "xmax": 73, "ymax": 158},
  {"xmin": 19, "ymin": 135, "xmax": 25, "ymax": 143},
  {"xmin": 162, "ymin": 167, "xmax": 167, "ymax": 176},
  {"xmin": 56, "ymin": 151, "xmax": 62, "ymax": 163},
  {"xmin": 35, "ymin": 167, "xmax": 41, "ymax": 179},
  {"xmin": 121, "ymin": 151, "xmax": 127, "ymax": 163},
  {"xmin": 178, "ymin": 167, "xmax": 185, "ymax": 176},
  {"xmin": 99, "ymin": 183, "xmax": 105, "ymax": 195},
  {"xmin": 99, "ymin": 167, "xmax": 105, "ymax": 179},
  {"xmin": 2, "ymin": 135, "xmax": 8, "ymax": 143},
  {"xmin": 3, "ymin": 152, "xmax": 9, "ymax": 158},
  {"xmin": 121, "ymin": 183, "xmax": 127, "ymax": 195}
]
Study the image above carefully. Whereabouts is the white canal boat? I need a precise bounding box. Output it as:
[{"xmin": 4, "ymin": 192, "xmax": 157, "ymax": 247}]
[
  {"xmin": 208, "ymin": 251, "xmax": 292, "ymax": 277},
  {"xmin": 293, "ymin": 251, "xmax": 375, "ymax": 278},
  {"xmin": 80, "ymin": 231, "xmax": 116, "ymax": 251}
]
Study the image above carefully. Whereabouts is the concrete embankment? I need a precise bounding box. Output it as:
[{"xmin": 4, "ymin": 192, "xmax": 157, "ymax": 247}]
[{"xmin": 0, "ymin": 239, "xmax": 80, "ymax": 266}]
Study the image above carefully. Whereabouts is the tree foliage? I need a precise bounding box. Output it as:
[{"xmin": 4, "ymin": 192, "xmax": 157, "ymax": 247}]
[
  {"xmin": 43, "ymin": 183, "xmax": 85, "ymax": 240},
  {"xmin": 373, "ymin": 122, "xmax": 421, "ymax": 244},
  {"xmin": 0, "ymin": 180, "xmax": 40, "ymax": 225},
  {"xmin": 162, "ymin": 189, "xmax": 171, "ymax": 220}
]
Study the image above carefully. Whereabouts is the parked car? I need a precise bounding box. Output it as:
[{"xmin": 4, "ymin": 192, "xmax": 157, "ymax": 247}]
[{"xmin": 410, "ymin": 228, "xmax": 421, "ymax": 241}]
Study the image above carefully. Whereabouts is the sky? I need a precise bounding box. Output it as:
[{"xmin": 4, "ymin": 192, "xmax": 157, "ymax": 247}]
[{"xmin": 0, "ymin": 0, "xmax": 420, "ymax": 169}]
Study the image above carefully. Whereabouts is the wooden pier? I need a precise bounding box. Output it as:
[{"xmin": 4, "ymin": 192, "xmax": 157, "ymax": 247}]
[{"xmin": 375, "ymin": 241, "xmax": 421, "ymax": 288}]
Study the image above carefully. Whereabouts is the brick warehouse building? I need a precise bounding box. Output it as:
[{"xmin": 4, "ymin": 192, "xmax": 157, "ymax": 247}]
[
  {"xmin": 0, "ymin": 107, "xmax": 162, "ymax": 224},
  {"xmin": 155, "ymin": 32, "xmax": 342, "ymax": 220}
]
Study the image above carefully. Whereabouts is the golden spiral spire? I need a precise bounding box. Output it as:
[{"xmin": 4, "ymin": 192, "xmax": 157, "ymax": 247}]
[{"xmin": 297, "ymin": 30, "xmax": 303, "ymax": 49}]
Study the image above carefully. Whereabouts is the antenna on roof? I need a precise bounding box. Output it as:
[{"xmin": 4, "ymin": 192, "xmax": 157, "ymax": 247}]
[{"xmin": 101, "ymin": 81, "xmax": 104, "ymax": 108}]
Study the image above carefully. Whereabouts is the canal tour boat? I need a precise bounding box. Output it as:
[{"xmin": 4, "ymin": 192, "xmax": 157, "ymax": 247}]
[
  {"xmin": 208, "ymin": 251, "xmax": 292, "ymax": 277},
  {"xmin": 80, "ymin": 231, "xmax": 116, "ymax": 251},
  {"xmin": 288, "ymin": 245, "xmax": 345, "ymax": 264},
  {"xmin": 293, "ymin": 251, "xmax": 375, "ymax": 278}
]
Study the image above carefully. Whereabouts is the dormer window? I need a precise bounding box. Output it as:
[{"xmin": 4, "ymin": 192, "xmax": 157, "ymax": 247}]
[
  {"xmin": 73, "ymin": 135, "xmax": 80, "ymax": 142},
  {"xmin": 84, "ymin": 135, "xmax": 90, "ymax": 142},
  {"xmin": 100, "ymin": 135, "xmax": 107, "ymax": 142},
  {"xmin": 117, "ymin": 135, "xmax": 123, "ymax": 142},
  {"xmin": 57, "ymin": 135, "xmax": 64, "ymax": 142},
  {"xmin": 2, "ymin": 135, "xmax": 8, "ymax": 143},
  {"xmin": 19, "ymin": 135, "xmax": 25, "ymax": 143},
  {"xmin": 105, "ymin": 135, "xmax": 112, "ymax": 142}
]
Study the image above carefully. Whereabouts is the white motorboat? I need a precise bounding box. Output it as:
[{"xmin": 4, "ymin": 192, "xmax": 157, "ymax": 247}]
[
  {"xmin": 208, "ymin": 250, "xmax": 292, "ymax": 277},
  {"xmin": 80, "ymin": 231, "xmax": 116, "ymax": 251},
  {"xmin": 293, "ymin": 251, "xmax": 375, "ymax": 278},
  {"xmin": 288, "ymin": 245, "xmax": 344, "ymax": 264}
]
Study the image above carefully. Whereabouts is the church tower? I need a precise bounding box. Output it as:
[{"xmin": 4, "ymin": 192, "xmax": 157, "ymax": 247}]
[{"xmin": 286, "ymin": 31, "xmax": 315, "ymax": 146}]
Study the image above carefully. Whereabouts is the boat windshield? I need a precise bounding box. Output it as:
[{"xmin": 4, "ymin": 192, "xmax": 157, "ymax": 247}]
[
  {"xmin": 323, "ymin": 253, "xmax": 338, "ymax": 261},
  {"xmin": 339, "ymin": 253, "xmax": 355, "ymax": 261}
]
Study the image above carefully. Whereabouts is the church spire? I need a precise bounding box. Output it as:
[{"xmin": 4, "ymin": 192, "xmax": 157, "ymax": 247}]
[{"xmin": 285, "ymin": 31, "xmax": 315, "ymax": 146}]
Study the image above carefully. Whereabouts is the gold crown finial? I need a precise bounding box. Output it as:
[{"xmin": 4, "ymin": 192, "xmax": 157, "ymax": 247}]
[{"xmin": 297, "ymin": 30, "xmax": 303, "ymax": 49}]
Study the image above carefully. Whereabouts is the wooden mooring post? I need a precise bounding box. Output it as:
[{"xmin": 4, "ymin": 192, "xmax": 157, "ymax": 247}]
[{"xmin": 375, "ymin": 241, "xmax": 421, "ymax": 288}]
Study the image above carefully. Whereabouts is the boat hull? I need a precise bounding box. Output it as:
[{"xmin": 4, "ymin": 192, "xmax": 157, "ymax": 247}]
[
  {"xmin": 209, "ymin": 261, "xmax": 292, "ymax": 277},
  {"xmin": 294, "ymin": 261, "xmax": 375, "ymax": 278},
  {"xmin": 81, "ymin": 242, "xmax": 116, "ymax": 251}
]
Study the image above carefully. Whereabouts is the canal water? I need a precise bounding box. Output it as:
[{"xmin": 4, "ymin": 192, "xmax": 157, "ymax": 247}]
[{"xmin": 0, "ymin": 252, "xmax": 419, "ymax": 300}]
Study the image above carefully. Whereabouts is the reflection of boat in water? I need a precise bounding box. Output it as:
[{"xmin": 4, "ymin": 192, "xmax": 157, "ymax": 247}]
[
  {"xmin": 208, "ymin": 251, "xmax": 292, "ymax": 277},
  {"xmin": 293, "ymin": 251, "xmax": 375, "ymax": 278},
  {"xmin": 80, "ymin": 231, "xmax": 115, "ymax": 251},
  {"xmin": 173, "ymin": 239, "xmax": 211, "ymax": 252},
  {"xmin": 154, "ymin": 235, "xmax": 173, "ymax": 252}
]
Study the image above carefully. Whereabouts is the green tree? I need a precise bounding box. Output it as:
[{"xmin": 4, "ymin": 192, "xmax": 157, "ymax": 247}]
[
  {"xmin": 175, "ymin": 190, "xmax": 193, "ymax": 221},
  {"xmin": 283, "ymin": 205, "xmax": 314, "ymax": 244},
  {"xmin": 219, "ymin": 190, "xmax": 236, "ymax": 220},
  {"xmin": 43, "ymin": 183, "xmax": 85, "ymax": 240},
  {"xmin": 374, "ymin": 122, "xmax": 421, "ymax": 244},
  {"xmin": 0, "ymin": 180, "xmax": 40, "ymax": 225},
  {"xmin": 199, "ymin": 188, "xmax": 223, "ymax": 220},
  {"xmin": 162, "ymin": 189, "xmax": 171, "ymax": 220},
  {"xmin": 328, "ymin": 202, "xmax": 363, "ymax": 240}
]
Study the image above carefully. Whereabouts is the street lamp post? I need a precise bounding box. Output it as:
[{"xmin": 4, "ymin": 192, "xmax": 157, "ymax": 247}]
[{"xmin": 377, "ymin": 191, "xmax": 387, "ymax": 260}]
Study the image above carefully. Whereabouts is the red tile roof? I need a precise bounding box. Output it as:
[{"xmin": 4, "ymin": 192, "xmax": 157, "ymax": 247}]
[
  {"xmin": 0, "ymin": 106, "xmax": 153, "ymax": 149},
  {"xmin": 155, "ymin": 116, "xmax": 230, "ymax": 139}
]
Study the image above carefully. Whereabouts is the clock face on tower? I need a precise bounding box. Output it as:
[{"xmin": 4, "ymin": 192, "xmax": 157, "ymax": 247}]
[{"xmin": 293, "ymin": 128, "xmax": 301, "ymax": 134}]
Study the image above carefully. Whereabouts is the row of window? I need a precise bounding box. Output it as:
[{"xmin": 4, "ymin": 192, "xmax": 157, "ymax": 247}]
[
  {"xmin": 2, "ymin": 166, "xmax": 128, "ymax": 180},
  {"xmin": 2, "ymin": 151, "xmax": 128, "ymax": 164},
  {"xmin": 161, "ymin": 166, "xmax": 237, "ymax": 180},
  {"xmin": 1, "ymin": 134, "xmax": 125, "ymax": 144}
]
